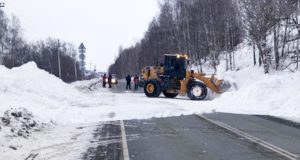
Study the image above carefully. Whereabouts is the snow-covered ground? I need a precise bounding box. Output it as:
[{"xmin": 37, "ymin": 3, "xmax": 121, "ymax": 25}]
[
  {"xmin": 212, "ymin": 44, "xmax": 300, "ymax": 120},
  {"xmin": 0, "ymin": 44, "xmax": 300, "ymax": 159}
]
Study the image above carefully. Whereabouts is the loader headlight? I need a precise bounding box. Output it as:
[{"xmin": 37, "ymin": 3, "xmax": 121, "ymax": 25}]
[
  {"xmin": 112, "ymin": 79, "xmax": 116, "ymax": 84},
  {"xmin": 176, "ymin": 54, "xmax": 188, "ymax": 59}
]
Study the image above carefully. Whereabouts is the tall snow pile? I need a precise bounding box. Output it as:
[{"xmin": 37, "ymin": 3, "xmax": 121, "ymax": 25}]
[
  {"xmin": 0, "ymin": 62, "xmax": 111, "ymax": 128},
  {"xmin": 0, "ymin": 62, "xmax": 112, "ymax": 159},
  {"xmin": 210, "ymin": 44, "xmax": 300, "ymax": 120}
]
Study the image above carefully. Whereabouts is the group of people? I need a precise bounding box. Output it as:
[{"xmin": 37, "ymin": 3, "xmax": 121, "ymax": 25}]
[
  {"xmin": 102, "ymin": 73, "xmax": 113, "ymax": 88},
  {"xmin": 126, "ymin": 75, "xmax": 139, "ymax": 90},
  {"xmin": 101, "ymin": 73, "xmax": 140, "ymax": 90}
]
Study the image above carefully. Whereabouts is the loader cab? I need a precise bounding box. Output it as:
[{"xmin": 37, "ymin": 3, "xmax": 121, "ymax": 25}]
[{"xmin": 164, "ymin": 54, "xmax": 188, "ymax": 80}]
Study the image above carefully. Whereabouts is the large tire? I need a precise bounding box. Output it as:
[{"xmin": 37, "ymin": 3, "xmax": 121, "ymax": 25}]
[
  {"xmin": 144, "ymin": 81, "xmax": 161, "ymax": 97},
  {"xmin": 187, "ymin": 81, "xmax": 207, "ymax": 100},
  {"xmin": 163, "ymin": 91, "xmax": 178, "ymax": 98}
]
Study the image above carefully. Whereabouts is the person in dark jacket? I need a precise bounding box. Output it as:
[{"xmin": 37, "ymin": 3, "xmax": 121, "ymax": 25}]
[
  {"xmin": 102, "ymin": 74, "xmax": 107, "ymax": 88},
  {"xmin": 108, "ymin": 74, "xmax": 112, "ymax": 88},
  {"xmin": 126, "ymin": 75, "xmax": 131, "ymax": 90}
]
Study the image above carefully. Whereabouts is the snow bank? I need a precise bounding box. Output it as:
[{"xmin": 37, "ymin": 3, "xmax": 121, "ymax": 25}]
[
  {"xmin": 213, "ymin": 67, "xmax": 300, "ymax": 117},
  {"xmin": 0, "ymin": 62, "xmax": 109, "ymax": 125},
  {"xmin": 0, "ymin": 62, "xmax": 110, "ymax": 159},
  {"xmin": 207, "ymin": 44, "xmax": 300, "ymax": 121}
]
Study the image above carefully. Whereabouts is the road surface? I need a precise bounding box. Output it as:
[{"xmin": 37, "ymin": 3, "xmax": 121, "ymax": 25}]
[{"xmin": 82, "ymin": 113, "xmax": 300, "ymax": 160}]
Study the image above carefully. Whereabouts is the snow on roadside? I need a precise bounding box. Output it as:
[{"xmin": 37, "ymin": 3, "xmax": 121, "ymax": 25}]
[
  {"xmin": 72, "ymin": 78, "xmax": 102, "ymax": 92},
  {"xmin": 0, "ymin": 62, "xmax": 117, "ymax": 124},
  {"xmin": 0, "ymin": 108, "xmax": 45, "ymax": 139},
  {"xmin": 0, "ymin": 63, "xmax": 113, "ymax": 160},
  {"xmin": 211, "ymin": 66, "xmax": 300, "ymax": 119},
  {"xmin": 209, "ymin": 44, "xmax": 300, "ymax": 121}
]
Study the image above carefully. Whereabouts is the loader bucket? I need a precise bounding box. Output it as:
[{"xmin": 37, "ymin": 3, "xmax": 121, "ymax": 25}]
[{"xmin": 218, "ymin": 80, "xmax": 231, "ymax": 93}]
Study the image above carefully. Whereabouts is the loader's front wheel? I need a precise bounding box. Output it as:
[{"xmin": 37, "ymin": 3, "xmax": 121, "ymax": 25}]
[
  {"xmin": 144, "ymin": 81, "xmax": 161, "ymax": 97},
  {"xmin": 163, "ymin": 91, "xmax": 178, "ymax": 98},
  {"xmin": 187, "ymin": 81, "xmax": 207, "ymax": 100}
]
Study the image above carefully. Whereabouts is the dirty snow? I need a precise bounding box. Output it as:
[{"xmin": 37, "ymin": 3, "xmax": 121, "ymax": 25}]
[{"xmin": 0, "ymin": 43, "xmax": 300, "ymax": 159}]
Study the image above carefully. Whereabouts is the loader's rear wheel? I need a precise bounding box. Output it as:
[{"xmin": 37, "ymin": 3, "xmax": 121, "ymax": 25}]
[
  {"xmin": 163, "ymin": 91, "xmax": 178, "ymax": 98},
  {"xmin": 187, "ymin": 81, "xmax": 207, "ymax": 100},
  {"xmin": 144, "ymin": 81, "xmax": 161, "ymax": 97}
]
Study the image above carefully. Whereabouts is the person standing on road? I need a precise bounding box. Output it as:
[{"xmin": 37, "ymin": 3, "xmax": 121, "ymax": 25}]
[
  {"xmin": 134, "ymin": 75, "xmax": 139, "ymax": 90},
  {"xmin": 108, "ymin": 74, "xmax": 112, "ymax": 88},
  {"xmin": 126, "ymin": 75, "xmax": 131, "ymax": 90},
  {"xmin": 102, "ymin": 74, "xmax": 107, "ymax": 88}
]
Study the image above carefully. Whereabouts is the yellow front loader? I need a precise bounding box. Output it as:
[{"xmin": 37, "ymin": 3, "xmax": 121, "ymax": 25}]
[{"xmin": 138, "ymin": 54, "xmax": 230, "ymax": 100}]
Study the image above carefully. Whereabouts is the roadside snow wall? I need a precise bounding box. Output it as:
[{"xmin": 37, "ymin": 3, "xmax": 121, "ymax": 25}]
[
  {"xmin": 0, "ymin": 62, "xmax": 100, "ymax": 124},
  {"xmin": 210, "ymin": 44, "xmax": 300, "ymax": 120}
]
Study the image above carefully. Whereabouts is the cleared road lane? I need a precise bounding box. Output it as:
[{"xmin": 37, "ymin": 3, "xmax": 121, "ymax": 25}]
[
  {"xmin": 124, "ymin": 115, "xmax": 289, "ymax": 160},
  {"xmin": 203, "ymin": 113, "xmax": 300, "ymax": 156},
  {"xmin": 83, "ymin": 114, "xmax": 300, "ymax": 160}
]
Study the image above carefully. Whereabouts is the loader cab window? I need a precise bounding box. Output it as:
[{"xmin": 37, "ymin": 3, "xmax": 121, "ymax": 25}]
[
  {"xmin": 164, "ymin": 55, "xmax": 186, "ymax": 80},
  {"xmin": 175, "ymin": 63, "xmax": 180, "ymax": 71}
]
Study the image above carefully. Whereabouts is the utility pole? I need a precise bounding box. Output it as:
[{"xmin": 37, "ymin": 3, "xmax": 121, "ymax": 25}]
[
  {"xmin": 58, "ymin": 40, "xmax": 62, "ymax": 79},
  {"xmin": 74, "ymin": 54, "xmax": 78, "ymax": 80}
]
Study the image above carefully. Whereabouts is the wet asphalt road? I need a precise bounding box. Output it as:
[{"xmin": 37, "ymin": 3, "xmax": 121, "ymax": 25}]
[
  {"xmin": 82, "ymin": 122, "xmax": 122, "ymax": 160},
  {"xmin": 204, "ymin": 113, "xmax": 300, "ymax": 156},
  {"xmin": 124, "ymin": 115, "xmax": 288, "ymax": 160},
  {"xmin": 82, "ymin": 113, "xmax": 300, "ymax": 160}
]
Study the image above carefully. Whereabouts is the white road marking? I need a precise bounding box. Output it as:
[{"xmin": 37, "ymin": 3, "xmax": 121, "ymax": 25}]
[
  {"xmin": 197, "ymin": 114, "xmax": 299, "ymax": 160},
  {"xmin": 120, "ymin": 120, "xmax": 130, "ymax": 160}
]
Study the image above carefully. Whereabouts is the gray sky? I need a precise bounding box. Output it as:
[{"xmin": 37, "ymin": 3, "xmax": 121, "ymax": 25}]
[{"xmin": 4, "ymin": 0, "xmax": 160, "ymax": 71}]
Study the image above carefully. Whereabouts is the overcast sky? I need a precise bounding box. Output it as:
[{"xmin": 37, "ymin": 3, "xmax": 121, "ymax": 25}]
[{"xmin": 3, "ymin": 0, "xmax": 160, "ymax": 71}]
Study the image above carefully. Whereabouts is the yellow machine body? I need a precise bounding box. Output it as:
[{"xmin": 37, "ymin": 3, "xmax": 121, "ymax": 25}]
[
  {"xmin": 142, "ymin": 67, "xmax": 223, "ymax": 94},
  {"xmin": 139, "ymin": 54, "xmax": 230, "ymax": 100}
]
